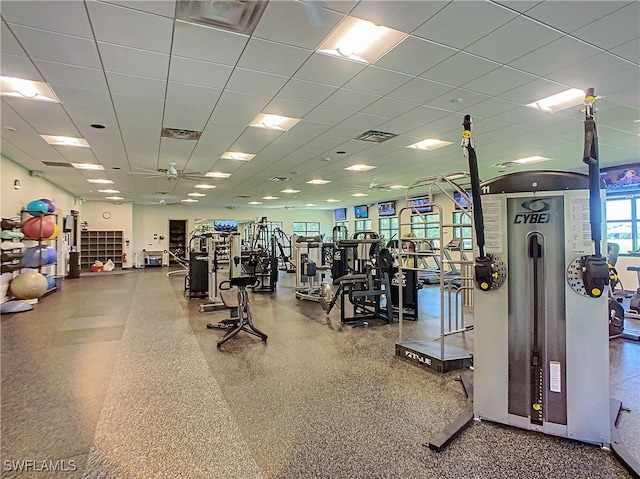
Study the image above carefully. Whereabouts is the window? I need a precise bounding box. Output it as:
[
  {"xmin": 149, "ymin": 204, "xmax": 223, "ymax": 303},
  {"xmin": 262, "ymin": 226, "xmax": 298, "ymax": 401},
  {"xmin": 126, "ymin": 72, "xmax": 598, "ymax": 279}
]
[
  {"xmin": 379, "ymin": 217, "xmax": 399, "ymax": 243},
  {"xmin": 246, "ymin": 220, "xmax": 283, "ymax": 248},
  {"xmin": 452, "ymin": 211, "xmax": 473, "ymax": 250},
  {"xmin": 410, "ymin": 213, "xmax": 439, "ymax": 239},
  {"xmin": 293, "ymin": 221, "xmax": 320, "ymax": 236},
  {"xmin": 355, "ymin": 219, "xmax": 372, "ymax": 232},
  {"xmin": 606, "ymin": 196, "xmax": 639, "ymax": 254}
]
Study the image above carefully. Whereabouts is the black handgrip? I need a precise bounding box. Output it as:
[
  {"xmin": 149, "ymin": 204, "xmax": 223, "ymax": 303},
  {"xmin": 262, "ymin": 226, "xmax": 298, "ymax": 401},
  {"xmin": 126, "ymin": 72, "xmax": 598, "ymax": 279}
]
[
  {"xmin": 582, "ymin": 88, "xmax": 602, "ymax": 257},
  {"xmin": 463, "ymin": 114, "xmax": 486, "ymax": 259}
]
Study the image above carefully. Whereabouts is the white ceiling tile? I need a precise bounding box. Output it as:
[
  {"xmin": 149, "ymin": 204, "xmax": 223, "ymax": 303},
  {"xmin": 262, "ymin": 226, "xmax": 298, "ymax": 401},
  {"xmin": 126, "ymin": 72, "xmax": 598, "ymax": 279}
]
[
  {"xmin": 342, "ymin": 66, "xmax": 413, "ymax": 96},
  {"xmin": 428, "ymin": 89, "xmax": 491, "ymax": 112},
  {"xmin": 338, "ymin": 112, "xmax": 390, "ymax": 131},
  {"xmin": 253, "ymin": 0, "xmax": 344, "ymax": 50},
  {"xmin": 524, "ymin": 1, "xmax": 630, "ymax": 33},
  {"xmin": 1, "ymin": 0, "xmax": 93, "ymax": 38},
  {"xmin": 283, "ymin": 121, "xmax": 332, "ymax": 144},
  {"xmin": 462, "ymin": 66, "xmax": 538, "ymax": 97},
  {"xmin": 208, "ymin": 108, "xmax": 256, "ymax": 127},
  {"xmin": 158, "ymin": 138, "xmax": 196, "ymax": 165},
  {"xmin": 35, "ymin": 60, "xmax": 108, "ymax": 92},
  {"xmin": 1, "ymin": 20, "xmax": 27, "ymax": 55},
  {"xmin": 52, "ymin": 87, "xmax": 118, "ymax": 126},
  {"xmin": 228, "ymin": 128, "xmax": 283, "ymax": 153},
  {"xmin": 112, "ymin": 94, "xmax": 164, "ymax": 129},
  {"xmin": 304, "ymin": 106, "xmax": 353, "ymax": 125},
  {"xmin": 374, "ymin": 36, "xmax": 456, "ymax": 76},
  {"xmin": 571, "ymin": 3, "xmax": 640, "ymax": 49},
  {"xmin": 463, "ymin": 97, "xmax": 521, "ymax": 120},
  {"xmin": 314, "ymin": 1, "xmax": 359, "ymax": 15},
  {"xmin": 295, "ymin": 53, "xmax": 367, "ymax": 87},
  {"xmin": 196, "ymin": 123, "xmax": 245, "ymax": 152},
  {"xmin": 99, "ymin": 42, "xmax": 170, "ymax": 79},
  {"xmin": 497, "ymin": 78, "xmax": 570, "ymax": 104},
  {"xmin": 276, "ymin": 78, "xmax": 338, "ymax": 104},
  {"xmin": 610, "ymin": 38, "xmax": 640, "ymax": 64},
  {"xmin": 387, "ymin": 77, "xmax": 455, "ymax": 104},
  {"xmin": 509, "ymin": 37, "xmax": 603, "ymax": 77},
  {"xmin": 237, "ymin": 38, "xmax": 312, "ymax": 76},
  {"xmin": 215, "ymin": 90, "xmax": 271, "ymax": 113},
  {"xmin": 1, "ymin": 54, "xmax": 44, "ymax": 81},
  {"xmin": 595, "ymin": 68, "xmax": 640, "ymax": 97},
  {"xmin": 603, "ymin": 86, "xmax": 640, "ymax": 108},
  {"xmin": 413, "ymin": 1, "xmax": 518, "ymax": 50},
  {"xmin": 421, "ymin": 51, "xmax": 501, "ymax": 87},
  {"xmin": 87, "ymin": 1, "xmax": 174, "ymax": 54},
  {"xmin": 350, "ymin": 0, "xmax": 448, "ymax": 34},
  {"xmin": 8, "ymin": 24, "xmax": 102, "ymax": 68},
  {"xmin": 545, "ymin": 52, "xmax": 634, "ymax": 87},
  {"xmin": 362, "ymin": 97, "xmax": 419, "ymax": 118},
  {"xmin": 163, "ymin": 101, "xmax": 213, "ymax": 131},
  {"xmin": 320, "ymin": 88, "xmax": 380, "ymax": 112},
  {"xmin": 107, "ymin": 72, "xmax": 167, "ymax": 100},
  {"xmin": 493, "ymin": 2, "xmax": 543, "ymax": 14},
  {"xmin": 52, "ymin": 145, "xmax": 99, "ymax": 164},
  {"xmin": 166, "ymin": 82, "xmax": 222, "ymax": 107},
  {"xmin": 396, "ymin": 105, "xmax": 451, "ymax": 125},
  {"xmin": 263, "ymin": 98, "xmax": 316, "ymax": 118},
  {"xmin": 3, "ymin": 98, "xmax": 79, "ymax": 136},
  {"xmin": 321, "ymin": 124, "xmax": 369, "ymax": 141},
  {"xmin": 172, "ymin": 20, "xmax": 249, "ymax": 65},
  {"xmin": 168, "ymin": 56, "xmax": 233, "ymax": 88},
  {"xmin": 465, "ymin": 16, "xmax": 564, "ymax": 64},
  {"xmin": 375, "ymin": 118, "xmax": 423, "ymax": 135},
  {"xmin": 98, "ymin": 0, "xmax": 177, "ymax": 18},
  {"xmin": 226, "ymin": 68, "xmax": 289, "ymax": 97}
]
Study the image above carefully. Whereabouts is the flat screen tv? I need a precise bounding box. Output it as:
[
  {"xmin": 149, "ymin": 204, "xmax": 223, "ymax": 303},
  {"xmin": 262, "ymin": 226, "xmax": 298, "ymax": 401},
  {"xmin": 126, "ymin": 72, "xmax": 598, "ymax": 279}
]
[
  {"xmin": 601, "ymin": 164, "xmax": 640, "ymax": 196},
  {"xmin": 354, "ymin": 205, "xmax": 369, "ymax": 219},
  {"xmin": 334, "ymin": 208, "xmax": 347, "ymax": 221},
  {"xmin": 453, "ymin": 191, "xmax": 472, "ymax": 210},
  {"xmin": 408, "ymin": 197, "xmax": 432, "ymax": 213},
  {"xmin": 214, "ymin": 219, "xmax": 238, "ymax": 232},
  {"xmin": 378, "ymin": 200, "xmax": 396, "ymax": 217}
]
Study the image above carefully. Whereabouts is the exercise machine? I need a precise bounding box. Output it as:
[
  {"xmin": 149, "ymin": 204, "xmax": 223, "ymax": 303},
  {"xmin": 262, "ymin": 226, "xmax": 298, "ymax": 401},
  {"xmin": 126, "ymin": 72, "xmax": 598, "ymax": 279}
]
[
  {"xmin": 199, "ymin": 234, "xmax": 227, "ymax": 313},
  {"xmin": 206, "ymin": 276, "xmax": 268, "ymax": 347},
  {"xmin": 273, "ymin": 227, "xmax": 295, "ymax": 273},
  {"xmin": 428, "ymin": 96, "xmax": 639, "ymax": 477},
  {"xmin": 293, "ymin": 235, "xmax": 332, "ymax": 303}
]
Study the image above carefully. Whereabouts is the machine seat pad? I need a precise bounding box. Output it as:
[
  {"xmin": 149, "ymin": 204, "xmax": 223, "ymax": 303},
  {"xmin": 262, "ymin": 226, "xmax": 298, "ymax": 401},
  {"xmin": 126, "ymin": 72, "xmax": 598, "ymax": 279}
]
[{"xmin": 220, "ymin": 290, "xmax": 239, "ymax": 308}]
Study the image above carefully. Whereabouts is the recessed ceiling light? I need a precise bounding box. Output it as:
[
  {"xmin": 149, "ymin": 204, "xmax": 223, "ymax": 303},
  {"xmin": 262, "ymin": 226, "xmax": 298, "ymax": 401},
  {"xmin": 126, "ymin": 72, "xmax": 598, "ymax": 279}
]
[
  {"xmin": 406, "ymin": 139, "xmax": 453, "ymax": 150},
  {"xmin": 262, "ymin": 196, "xmax": 279, "ymax": 200},
  {"xmin": 325, "ymin": 198, "xmax": 341, "ymax": 203},
  {"xmin": 87, "ymin": 179, "xmax": 114, "ymax": 184},
  {"xmin": 105, "ymin": 196, "xmax": 124, "ymax": 200},
  {"xmin": 72, "ymin": 163, "xmax": 104, "ymax": 170},
  {"xmin": 249, "ymin": 113, "xmax": 300, "ymax": 131},
  {"xmin": 307, "ymin": 179, "xmax": 331, "ymax": 185},
  {"xmin": 345, "ymin": 164, "xmax": 377, "ymax": 172},
  {"xmin": 317, "ymin": 16, "xmax": 407, "ymax": 63},
  {"xmin": 195, "ymin": 184, "xmax": 216, "ymax": 189},
  {"xmin": 445, "ymin": 173, "xmax": 467, "ymax": 180},
  {"xmin": 352, "ymin": 193, "xmax": 368, "ymax": 197},
  {"xmin": 0, "ymin": 76, "xmax": 60, "ymax": 102},
  {"xmin": 41, "ymin": 135, "xmax": 90, "ymax": 147},
  {"xmin": 388, "ymin": 184, "xmax": 406, "ymax": 190},
  {"xmin": 305, "ymin": 203, "xmax": 317, "ymax": 207},
  {"xmin": 98, "ymin": 189, "xmax": 120, "ymax": 193},
  {"xmin": 526, "ymin": 88, "xmax": 585, "ymax": 112},
  {"xmin": 188, "ymin": 192, "xmax": 206, "ymax": 197},
  {"xmin": 181, "ymin": 199, "xmax": 198, "ymax": 203},
  {"xmin": 220, "ymin": 151, "xmax": 256, "ymax": 161},
  {"xmin": 248, "ymin": 201, "xmax": 263, "ymax": 205},
  {"xmin": 514, "ymin": 155, "xmax": 551, "ymax": 164},
  {"xmin": 205, "ymin": 172, "xmax": 232, "ymax": 178},
  {"xmin": 281, "ymin": 189, "xmax": 300, "ymax": 194},
  {"xmin": 91, "ymin": 124, "xmax": 106, "ymax": 129}
]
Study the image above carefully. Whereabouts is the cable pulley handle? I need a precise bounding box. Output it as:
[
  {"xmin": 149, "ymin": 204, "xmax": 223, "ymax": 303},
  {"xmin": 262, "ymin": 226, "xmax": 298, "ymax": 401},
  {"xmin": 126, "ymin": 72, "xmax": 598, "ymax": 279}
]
[
  {"xmin": 462, "ymin": 114, "xmax": 486, "ymax": 259},
  {"xmin": 582, "ymin": 88, "xmax": 603, "ymax": 258}
]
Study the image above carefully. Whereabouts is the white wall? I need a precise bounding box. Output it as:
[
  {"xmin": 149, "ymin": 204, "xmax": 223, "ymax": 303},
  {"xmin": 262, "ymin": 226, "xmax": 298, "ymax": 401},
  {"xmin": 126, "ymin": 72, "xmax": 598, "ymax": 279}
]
[{"xmin": 79, "ymin": 201, "xmax": 134, "ymax": 267}]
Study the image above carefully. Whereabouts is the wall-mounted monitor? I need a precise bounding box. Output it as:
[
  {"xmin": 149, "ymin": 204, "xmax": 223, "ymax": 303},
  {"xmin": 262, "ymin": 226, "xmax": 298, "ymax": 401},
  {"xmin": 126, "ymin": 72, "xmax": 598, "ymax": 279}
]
[
  {"xmin": 453, "ymin": 191, "xmax": 472, "ymax": 210},
  {"xmin": 408, "ymin": 197, "xmax": 432, "ymax": 213},
  {"xmin": 214, "ymin": 219, "xmax": 238, "ymax": 232},
  {"xmin": 334, "ymin": 208, "xmax": 347, "ymax": 221},
  {"xmin": 354, "ymin": 205, "xmax": 369, "ymax": 219},
  {"xmin": 601, "ymin": 164, "xmax": 640, "ymax": 196},
  {"xmin": 378, "ymin": 200, "xmax": 396, "ymax": 217}
]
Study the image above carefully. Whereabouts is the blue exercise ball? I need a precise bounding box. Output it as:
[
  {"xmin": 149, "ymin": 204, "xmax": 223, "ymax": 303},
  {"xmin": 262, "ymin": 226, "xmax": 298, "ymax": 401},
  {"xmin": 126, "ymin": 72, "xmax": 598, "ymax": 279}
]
[
  {"xmin": 38, "ymin": 198, "xmax": 56, "ymax": 213},
  {"xmin": 42, "ymin": 274, "xmax": 56, "ymax": 290},
  {"xmin": 44, "ymin": 246, "xmax": 57, "ymax": 264},
  {"xmin": 26, "ymin": 199, "xmax": 48, "ymax": 217},
  {"xmin": 23, "ymin": 246, "xmax": 49, "ymax": 267}
]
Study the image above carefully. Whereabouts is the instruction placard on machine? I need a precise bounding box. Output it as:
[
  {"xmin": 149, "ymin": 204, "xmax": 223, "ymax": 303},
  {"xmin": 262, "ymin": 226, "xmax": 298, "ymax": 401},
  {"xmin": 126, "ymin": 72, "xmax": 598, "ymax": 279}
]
[
  {"xmin": 568, "ymin": 198, "xmax": 593, "ymax": 255},
  {"xmin": 482, "ymin": 198, "xmax": 503, "ymax": 254}
]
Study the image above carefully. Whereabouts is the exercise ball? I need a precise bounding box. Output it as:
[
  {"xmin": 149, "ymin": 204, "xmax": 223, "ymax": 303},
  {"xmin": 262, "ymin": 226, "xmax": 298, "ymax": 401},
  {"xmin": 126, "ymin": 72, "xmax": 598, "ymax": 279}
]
[
  {"xmin": 9, "ymin": 271, "xmax": 48, "ymax": 299},
  {"xmin": 38, "ymin": 198, "xmax": 56, "ymax": 213},
  {"xmin": 42, "ymin": 274, "xmax": 56, "ymax": 290},
  {"xmin": 23, "ymin": 246, "xmax": 49, "ymax": 268},
  {"xmin": 44, "ymin": 246, "xmax": 57, "ymax": 264},
  {"xmin": 22, "ymin": 217, "xmax": 55, "ymax": 239},
  {"xmin": 47, "ymin": 223, "xmax": 59, "ymax": 239},
  {"xmin": 26, "ymin": 199, "xmax": 49, "ymax": 217}
]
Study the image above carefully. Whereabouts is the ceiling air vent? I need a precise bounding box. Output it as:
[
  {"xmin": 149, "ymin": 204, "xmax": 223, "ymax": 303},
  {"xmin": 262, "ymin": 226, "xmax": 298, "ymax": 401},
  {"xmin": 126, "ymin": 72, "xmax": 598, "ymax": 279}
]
[
  {"xmin": 269, "ymin": 176, "xmax": 292, "ymax": 182},
  {"xmin": 42, "ymin": 161, "xmax": 73, "ymax": 167},
  {"xmin": 161, "ymin": 127, "xmax": 202, "ymax": 140},
  {"xmin": 355, "ymin": 130, "xmax": 398, "ymax": 143},
  {"xmin": 176, "ymin": 0, "xmax": 269, "ymax": 36}
]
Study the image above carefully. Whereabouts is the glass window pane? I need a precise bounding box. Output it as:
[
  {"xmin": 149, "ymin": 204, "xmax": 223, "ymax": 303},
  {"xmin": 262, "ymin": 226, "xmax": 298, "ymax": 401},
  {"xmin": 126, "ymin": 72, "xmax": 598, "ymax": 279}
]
[
  {"xmin": 391, "ymin": 217, "xmax": 399, "ymax": 228},
  {"xmin": 607, "ymin": 221, "xmax": 633, "ymax": 254},
  {"xmin": 379, "ymin": 218, "xmax": 389, "ymax": 229},
  {"xmin": 606, "ymin": 199, "xmax": 632, "ymax": 221}
]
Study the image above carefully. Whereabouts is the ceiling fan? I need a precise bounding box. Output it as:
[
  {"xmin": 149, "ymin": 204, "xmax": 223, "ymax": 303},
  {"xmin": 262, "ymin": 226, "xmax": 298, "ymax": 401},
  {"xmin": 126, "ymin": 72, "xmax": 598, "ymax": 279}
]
[
  {"xmin": 131, "ymin": 162, "xmax": 206, "ymax": 181},
  {"xmin": 346, "ymin": 178, "xmax": 394, "ymax": 193}
]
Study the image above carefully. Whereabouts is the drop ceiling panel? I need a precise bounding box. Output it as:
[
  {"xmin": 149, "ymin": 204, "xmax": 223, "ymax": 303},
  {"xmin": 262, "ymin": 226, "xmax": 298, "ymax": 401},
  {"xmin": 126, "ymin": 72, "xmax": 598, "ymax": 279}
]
[
  {"xmin": 237, "ymin": 38, "xmax": 311, "ymax": 76},
  {"xmin": 0, "ymin": 0, "xmax": 93, "ymax": 38},
  {"xmin": 413, "ymin": 1, "xmax": 518, "ymax": 50},
  {"xmin": 283, "ymin": 121, "xmax": 332, "ymax": 144},
  {"xmin": 98, "ymin": 42, "xmax": 170, "ymax": 79},
  {"xmin": 8, "ymin": 24, "xmax": 102, "ymax": 68},
  {"xmin": 276, "ymin": 78, "xmax": 338, "ymax": 104},
  {"xmin": 545, "ymin": 52, "xmax": 633, "ymax": 87},
  {"xmin": 158, "ymin": 138, "xmax": 197, "ymax": 168},
  {"xmin": 428, "ymin": 89, "xmax": 491, "ymax": 112},
  {"xmin": 228, "ymin": 128, "xmax": 282, "ymax": 153},
  {"xmin": 464, "ymin": 98, "xmax": 521, "ymax": 119},
  {"xmin": 53, "ymin": 87, "xmax": 117, "ymax": 125},
  {"xmin": 52, "ymin": 146, "xmax": 98, "ymax": 164},
  {"xmin": 171, "ymin": 21, "xmax": 249, "ymax": 65},
  {"xmin": 462, "ymin": 66, "xmax": 538, "ymax": 97},
  {"xmin": 338, "ymin": 112, "xmax": 391, "ymax": 131},
  {"xmin": 0, "ymin": 53, "xmax": 44, "ymax": 81},
  {"xmin": 374, "ymin": 36, "xmax": 456, "ymax": 76},
  {"xmin": 396, "ymin": 105, "xmax": 451, "ymax": 125},
  {"xmin": 112, "ymin": 94, "xmax": 164, "ymax": 130},
  {"xmin": 195, "ymin": 123, "xmax": 247, "ymax": 150},
  {"xmin": 99, "ymin": 0, "xmax": 177, "ymax": 18},
  {"xmin": 387, "ymin": 77, "xmax": 455, "ymax": 105},
  {"xmin": 168, "ymin": 56, "xmax": 233, "ymax": 88},
  {"xmin": 421, "ymin": 52, "xmax": 501, "ymax": 87},
  {"xmin": 497, "ymin": 78, "xmax": 569, "ymax": 105},
  {"xmin": 166, "ymin": 82, "xmax": 222, "ymax": 107},
  {"xmin": 33, "ymin": 60, "xmax": 107, "ymax": 93},
  {"xmin": 263, "ymin": 98, "xmax": 316, "ymax": 118},
  {"xmin": 3, "ymin": 98, "xmax": 79, "ymax": 135},
  {"xmin": 303, "ymin": 106, "xmax": 353, "ymax": 125},
  {"xmin": 610, "ymin": 38, "xmax": 640, "ymax": 64},
  {"xmin": 208, "ymin": 108, "xmax": 255, "ymax": 127},
  {"xmin": 604, "ymin": 85, "xmax": 640, "ymax": 107},
  {"xmin": 226, "ymin": 68, "xmax": 289, "ymax": 97},
  {"xmin": 1, "ymin": 21, "xmax": 28, "ymax": 55},
  {"xmin": 252, "ymin": 0, "xmax": 343, "ymax": 50},
  {"xmin": 342, "ymin": 66, "xmax": 412, "ymax": 96},
  {"xmin": 361, "ymin": 97, "xmax": 419, "ymax": 119},
  {"xmin": 509, "ymin": 37, "xmax": 603, "ymax": 77},
  {"xmin": 571, "ymin": 3, "xmax": 640, "ymax": 50},
  {"xmin": 294, "ymin": 53, "xmax": 366, "ymax": 87},
  {"xmin": 215, "ymin": 90, "xmax": 271, "ymax": 113},
  {"xmin": 105, "ymin": 71, "xmax": 166, "ymax": 100},
  {"xmin": 350, "ymin": 0, "xmax": 447, "ymax": 34},
  {"xmin": 320, "ymin": 88, "xmax": 380, "ymax": 111},
  {"xmin": 87, "ymin": 1, "xmax": 174, "ymax": 54},
  {"xmin": 524, "ymin": 1, "xmax": 629, "ymax": 33},
  {"xmin": 594, "ymin": 68, "xmax": 640, "ymax": 97},
  {"xmin": 163, "ymin": 100, "xmax": 213, "ymax": 131},
  {"xmin": 465, "ymin": 16, "xmax": 564, "ymax": 65}
]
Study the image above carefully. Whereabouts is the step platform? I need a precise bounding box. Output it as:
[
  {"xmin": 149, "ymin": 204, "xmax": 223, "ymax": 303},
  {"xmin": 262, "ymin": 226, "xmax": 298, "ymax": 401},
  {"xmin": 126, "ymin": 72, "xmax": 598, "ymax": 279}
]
[{"xmin": 395, "ymin": 340, "xmax": 472, "ymax": 373}]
